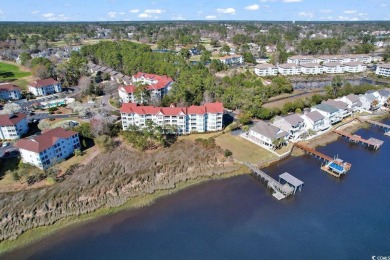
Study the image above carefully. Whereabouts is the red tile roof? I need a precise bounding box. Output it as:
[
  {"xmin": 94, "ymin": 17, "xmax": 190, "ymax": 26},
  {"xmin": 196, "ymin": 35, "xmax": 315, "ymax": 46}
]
[
  {"xmin": 0, "ymin": 83, "xmax": 21, "ymax": 92},
  {"xmin": 132, "ymin": 72, "xmax": 173, "ymax": 90},
  {"xmin": 15, "ymin": 128, "xmax": 77, "ymax": 153},
  {"xmin": 119, "ymin": 85, "xmax": 137, "ymax": 93},
  {"xmin": 29, "ymin": 78, "xmax": 59, "ymax": 88},
  {"xmin": 0, "ymin": 113, "xmax": 27, "ymax": 126},
  {"xmin": 120, "ymin": 102, "xmax": 223, "ymax": 116}
]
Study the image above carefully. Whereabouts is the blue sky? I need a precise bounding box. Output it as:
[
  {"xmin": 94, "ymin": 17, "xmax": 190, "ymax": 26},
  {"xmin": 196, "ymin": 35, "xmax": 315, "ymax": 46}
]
[{"xmin": 0, "ymin": 0, "xmax": 389, "ymax": 21}]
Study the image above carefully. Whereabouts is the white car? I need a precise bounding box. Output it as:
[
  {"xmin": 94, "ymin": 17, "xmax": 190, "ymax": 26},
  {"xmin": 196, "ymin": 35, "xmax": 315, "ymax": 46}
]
[{"xmin": 2, "ymin": 142, "xmax": 10, "ymax": 147}]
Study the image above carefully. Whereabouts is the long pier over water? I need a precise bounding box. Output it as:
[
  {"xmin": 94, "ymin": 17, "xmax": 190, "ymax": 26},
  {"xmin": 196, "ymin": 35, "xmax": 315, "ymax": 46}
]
[{"xmin": 332, "ymin": 129, "xmax": 384, "ymax": 150}]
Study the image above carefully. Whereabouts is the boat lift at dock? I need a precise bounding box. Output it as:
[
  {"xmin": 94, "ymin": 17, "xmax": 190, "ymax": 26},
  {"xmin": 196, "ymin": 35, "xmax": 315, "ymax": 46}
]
[
  {"xmin": 294, "ymin": 142, "xmax": 352, "ymax": 177},
  {"xmin": 244, "ymin": 162, "xmax": 303, "ymax": 200}
]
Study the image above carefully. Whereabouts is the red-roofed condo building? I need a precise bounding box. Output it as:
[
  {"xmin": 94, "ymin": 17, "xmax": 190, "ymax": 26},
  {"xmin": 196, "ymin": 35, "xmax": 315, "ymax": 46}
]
[
  {"xmin": 15, "ymin": 128, "xmax": 80, "ymax": 170},
  {"xmin": 120, "ymin": 102, "xmax": 224, "ymax": 134},
  {"xmin": 28, "ymin": 78, "xmax": 62, "ymax": 96},
  {"xmin": 0, "ymin": 113, "xmax": 29, "ymax": 140},
  {"xmin": 0, "ymin": 83, "xmax": 22, "ymax": 100},
  {"xmin": 118, "ymin": 72, "xmax": 174, "ymax": 103}
]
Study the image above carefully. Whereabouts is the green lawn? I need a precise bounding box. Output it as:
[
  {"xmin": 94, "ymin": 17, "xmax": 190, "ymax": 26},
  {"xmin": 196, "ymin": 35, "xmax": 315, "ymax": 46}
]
[{"xmin": 0, "ymin": 62, "xmax": 31, "ymax": 82}]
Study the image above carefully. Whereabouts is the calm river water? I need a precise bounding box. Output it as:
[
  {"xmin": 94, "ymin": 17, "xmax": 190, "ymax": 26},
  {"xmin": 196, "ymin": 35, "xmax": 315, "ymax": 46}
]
[{"xmin": 4, "ymin": 119, "xmax": 390, "ymax": 260}]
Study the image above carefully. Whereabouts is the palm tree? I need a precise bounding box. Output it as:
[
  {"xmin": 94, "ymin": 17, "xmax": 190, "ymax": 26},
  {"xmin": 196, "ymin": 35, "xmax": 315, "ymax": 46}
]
[{"xmin": 331, "ymin": 75, "xmax": 343, "ymax": 98}]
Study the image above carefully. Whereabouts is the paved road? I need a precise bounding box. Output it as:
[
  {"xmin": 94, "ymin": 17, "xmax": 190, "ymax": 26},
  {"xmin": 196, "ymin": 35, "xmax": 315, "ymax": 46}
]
[
  {"xmin": 28, "ymin": 113, "xmax": 76, "ymax": 121},
  {"xmin": 101, "ymin": 94, "xmax": 119, "ymax": 112},
  {"xmin": 0, "ymin": 144, "xmax": 18, "ymax": 158}
]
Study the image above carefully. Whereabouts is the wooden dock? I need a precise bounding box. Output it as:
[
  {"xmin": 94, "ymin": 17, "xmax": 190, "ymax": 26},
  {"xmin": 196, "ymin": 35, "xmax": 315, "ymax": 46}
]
[
  {"xmin": 361, "ymin": 118, "xmax": 390, "ymax": 133},
  {"xmin": 294, "ymin": 142, "xmax": 352, "ymax": 177},
  {"xmin": 244, "ymin": 162, "xmax": 294, "ymax": 200},
  {"xmin": 332, "ymin": 129, "xmax": 384, "ymax": 150}
]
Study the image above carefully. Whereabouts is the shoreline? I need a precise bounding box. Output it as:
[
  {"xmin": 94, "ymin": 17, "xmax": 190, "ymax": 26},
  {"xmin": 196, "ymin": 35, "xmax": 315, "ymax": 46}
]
[
  {"xmin": 0, "ymin": 165, "xmax": 249, "ymax": 255},
  {"xmin": 1, "ymin": 113, "xmax": 388, "ymax": 255}
]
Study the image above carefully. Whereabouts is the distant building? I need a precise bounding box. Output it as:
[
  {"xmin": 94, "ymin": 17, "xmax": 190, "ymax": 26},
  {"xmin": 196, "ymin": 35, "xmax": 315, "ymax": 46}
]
[
  {"xmin": 218, "ymin": 54, "xmax": 244, "ymax": 65},
  {"xmin": 0, "ymin": 113, "xmax": 29, "ymax": 140},
  {"xmin": 376, "ymin": 64, "xmax": 390, "ymax": 77},
  {"xmin": 254, "ymin": 64, "xmax": 278, "ymax": 76},
  {"xmin": 322, "ymin": 62, "xmax": 345, "ymax": 74},
  {"xmin": 278, "ymin": 64, "xmax": 301, "ymax": 75},
  {"xmin": 343, "ymin": 62, "xmax": 366, "ymax": 73},
  {"xmin": 0, "ymin": 83, "xmax": 22, "ymax": 100},
  {"xmin": 300, "ymin": 63, "xmax": 323, "ymax": 75},
  {"xmin": 248, "ymin": 121, "xmax": 289, "ymax": 149},
  {"xmin": 131, "ymin": 72, "xmax": 174, "ymax": 101},
  {"xmin": 287, "ymin": 55, "xmax": 317, "ymax": 65},
  {"xmin": 15, "ymin": 128, "xmax": 80, "ymax": 170},
  {"xmin": 28, "ymin": 78, "xmax": 62, "ymax": 96},
  {"xmin": 120, "ymin": 102, "xmax": 223, "ymax": 134}
]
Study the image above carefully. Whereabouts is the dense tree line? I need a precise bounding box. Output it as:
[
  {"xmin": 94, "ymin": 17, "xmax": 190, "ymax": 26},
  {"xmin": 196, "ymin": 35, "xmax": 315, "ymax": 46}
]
[{"xmin": 297, "ymin": 38, "xmax": 344, "ymax": 55}]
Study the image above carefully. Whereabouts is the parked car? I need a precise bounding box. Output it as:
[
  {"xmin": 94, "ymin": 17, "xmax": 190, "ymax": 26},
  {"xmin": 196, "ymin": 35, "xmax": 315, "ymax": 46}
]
[{"xmin": 2, "ymin": 142, "xmax": 10, "ymax": 147}]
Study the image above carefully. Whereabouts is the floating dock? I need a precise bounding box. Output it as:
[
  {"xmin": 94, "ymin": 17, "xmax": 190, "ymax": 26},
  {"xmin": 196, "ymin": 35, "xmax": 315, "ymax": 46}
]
[
  {"xmin": 332, "ymin": 129, "xmax": 384, "ymax": 150},
  {"xmin": 244, "ymin": 162, "xmax": 303, "ymax": 200},
  {"xmin": 294, "ymin": 142, "xmax": 351, "ymax": 177}
]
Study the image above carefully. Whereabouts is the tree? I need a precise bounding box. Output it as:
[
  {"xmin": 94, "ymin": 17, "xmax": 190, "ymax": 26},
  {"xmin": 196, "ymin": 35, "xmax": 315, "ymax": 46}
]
[
  {"xmin": 179, "ymin": 48, "xmax": 191, "ymax": 60},
  {"xmin": 242, "ymin": 52, "xmax": 256, "ymax": 64},
  {"xmin": 0, "ymin": 103, "xmax": 22, "ymax": 114},
  {"xmin": 330, "ymin": 75, "xmax": 343, "ymax": 98},
  {"xmin": 224, "ymin": 149, "xmax": 233, "ymax": 157},
  {"xmin": 19, "ymin": 52, "xmax": 31, "ymax": 66},
  {"xmin": 78, "ymin": 76, "xmax": 91, "ymax": 94},
  {"xmin": 37, "ymin": 119, "xmax": 51, "ymax": 130},
  {"xmin": 220, "ymin": 44, "xmax": 231, "ymax": 54},
  {"xmin": 200, "ymin": 50, "xmax": 212, "ymax": 63},
  {"xmin": 383, "ymin": 45, "xmax": 390, "ymax": 62},
  {"xmin": 272, "ymin": 137, "xmax": 285, "ymax": 150},
  {"xmin": 95, "ymin": 135, "xmax": 115, "ymax": 151}
]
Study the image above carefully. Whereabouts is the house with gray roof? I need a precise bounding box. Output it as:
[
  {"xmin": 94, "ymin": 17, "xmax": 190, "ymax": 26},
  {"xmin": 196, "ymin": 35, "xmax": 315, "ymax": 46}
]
[
  {"xmin": 311, "ymin": 103, "xmax": 342, "ymax": 124},
  {"xmin": 302, "ymin": 111, "xmax": 330, "ymax": 132},
  {"xmin": 338, "ymin": 94, "xmax": 363, "ymax": 112},
  {"xmin": 359, "ymin": 93, "xmax": 379, "ymax": 111},
  {"xmin": 322, "ymin": 99, "xmax": 352, "ymax": 118},
  {"xmin": 272, "ymin": 114, "xmax": 306, "ymax": 140},
  {"xmin": 248, "ymin": 121, "xmax": 289, "ymax": 149}
]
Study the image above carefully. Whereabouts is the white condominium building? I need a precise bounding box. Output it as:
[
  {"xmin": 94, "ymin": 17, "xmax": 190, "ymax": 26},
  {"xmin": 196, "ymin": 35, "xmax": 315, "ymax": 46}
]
[
  {"xmin": 120, "ymin": 102, "xmax": 224, "ymax": 134},
  {"xmin": 254, "ymin": 64, "xmax": 278, "ymax": 76},
  {"xmin": 28, "ymin": 78, "xmax": 62, "ymax": 96},
  {"xmin": 376, "ymin": 64, "xmax": 390, "ymax": 77}
]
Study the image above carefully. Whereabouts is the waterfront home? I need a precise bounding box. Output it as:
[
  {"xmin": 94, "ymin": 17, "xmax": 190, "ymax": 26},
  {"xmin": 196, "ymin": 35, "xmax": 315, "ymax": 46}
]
[
  {"xmin": 272, "ymin": 114, "xmax": 306, "ymax": 140},
  {"xmin": 254, "ymin": 64, "xmax": 278, "ymax": 76},
  {"xmin": 120, "ymin": 102, "xmax": 223, "ymax": 134},
  {"xmin": 302, "ymin": 111, "xmax": 330, "ymax": 132},
  {"xmin": 300, "ymin": 63, "xmax": 323, "ymax": 75},
  {"xmin": 337, "ymin": 94, "xmax": 363, "ymax": 112},
  {"xmin": 311, "ymin": 103, "xmax": 342, "ymax": 124},
  {"xmin": 248, "ymin": 121, "xmax": 289, "ymax": 149},
  {"xmin": 287, "ymin": 55, "xmax": 317, "ymax": 65},
  {"xmin": 322, "ymin": 62, "xmax": 345, "ymax": 74},
  {"xmin": 376, "ymin": 64, "xmax": 390, "ymax": 77},
  {"xmin": 28, "ymin": 78, "xmax": 62, "ymax": 96},
  {"xmin": 0, "ymin": 83, "xmax": 22, "ymax": 100},
  {"xmin": 131, "ymin": 72, "xmax": 174, "ymax": 101},
  {"xmin": 343, "ymin": 62, "xmax": 367, "ymax": 73},
  {"xmin": 0, "ymin": 113, "xmax": 29, "ymax": 140},
  {"xmin": 322, "ymin": 100, "xmax": 352, "ymax": 118},
  {"xmin": 15, "ymin": 128, "xmax": 80, "ymax": 170},
  {"xmin": 359, "ymin": 93, "xmax": 380, "ymax": 111},
  {"xmin": 278, "ymin": 64, "xmax": 301, "ymax": 75},
  {"xmin": 217, "ymin": 54, "xmax": 244, "ymax": 65},
  {"xmin": 377, "ymin": 89, "xmax": 390, "ymax": 106}
]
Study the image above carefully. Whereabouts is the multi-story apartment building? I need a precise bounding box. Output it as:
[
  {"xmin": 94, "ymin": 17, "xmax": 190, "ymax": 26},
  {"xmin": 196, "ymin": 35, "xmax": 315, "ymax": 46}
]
[
  {"xmin": 287, "ymin": 55, "xmax": 317, "ymax": 65},
  {"xmin": 254, "ymin": 64, "xmax": 278, "ymax": 76},
  {"xmin": 278, "ymin": 64, "xmax": 301, "ymax": 75},
  {"xmin": 120, "ymin": 102, "xmax": 224, "ymax": 134},
  {"xmin": 376, "ymin": 64, "xmax": 390, "ymax": 77},
  {"xmin": 300, "ymin": 63, "xmax": 323, "ymax": 75},
  {"xmin": 218, "ymin": 54, "xmax": 244, "ymax": 65},
  {"xmin": 0, "ymin": 83, "xmax": 22, "ymax": 100},
  {"xmin": 0, "ymin": 113, "xmax": 29, "ymax": 140},
  {"xmin": 322, "ymin": 62, "xmax": 345, "ymax": 74},
  {"xmin": 15, "ymin": 128, "xmax": 80, "ymax": 170},
  {"xmin": 28, "ymin": 78, "xmax": 62, "ymax": 96},
  {"xmin": 130, "ymin": 72, "xmax": 173, "ymax": 101},
  {"xmin": 344, "ymin": 62, "xmax": 366, "ymax": 73}
]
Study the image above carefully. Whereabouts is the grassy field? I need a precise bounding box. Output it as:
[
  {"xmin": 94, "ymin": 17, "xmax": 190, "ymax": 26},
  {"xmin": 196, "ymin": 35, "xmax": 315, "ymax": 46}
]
[
  {"xmin": 0, "ymin": 166, "xmax": 248, "ymax": 255},
  {"xmin": 0, "ymin": 61, "xmax": 33, "ymax": 90}
]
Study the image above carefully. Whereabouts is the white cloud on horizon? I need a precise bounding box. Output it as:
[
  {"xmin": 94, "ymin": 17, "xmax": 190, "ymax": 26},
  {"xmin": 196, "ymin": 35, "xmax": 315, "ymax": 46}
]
[
  {"xmin": 283, "ymin": 0, "xmax": 303, "ymax": 3},
  {"xmin": 129, "ymin": 9, "xmax": 139, "ymax": 13},
  {"xmin": 31, "ymin": 10, "xmax": 39, "ymax": 14},
  {"xmin": 205, "ymin": 15, "xmax": 217, "ymax": 19},
  {"xmin": 107, "ymin": 12, "xmax": 117, "ymax": 18},
  {"xmin": 139, "ymin": 13, "xmax": 151, "ymax": 18},
  {"xmin": 344, "ymin": 10, "xmax": 357, "ymax": 14},
  {"xmin": 298, "ymin": 11, "xmax": 314, "ymax": 18},
  {"xmin": 42, "ymin": 13, "xmax": 55, "ymax": 18},
  {"xmin": 144, "ymin": 9, "xmax": 163, "ymax": 14},
  {"xmin": 216, "ymin": 8, "xmax": 236, "ymax": 14},
  {"xmin": 245, "ymin": 4, "xmax": 259, "ymax": 11}
]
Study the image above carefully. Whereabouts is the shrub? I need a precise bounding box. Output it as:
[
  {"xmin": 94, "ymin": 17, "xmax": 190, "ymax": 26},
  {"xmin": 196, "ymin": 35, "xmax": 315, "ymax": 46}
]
[
  {"xmin": 95, "ymin": 135, "xmax": 115, "ymax": 151},
  {"xmin": 224, "ymin": 149, "xmax": 233, "ymax": 157},
  {"xmin": 48, "ymin": 107, "xmax": 58, "ymax": 112}
]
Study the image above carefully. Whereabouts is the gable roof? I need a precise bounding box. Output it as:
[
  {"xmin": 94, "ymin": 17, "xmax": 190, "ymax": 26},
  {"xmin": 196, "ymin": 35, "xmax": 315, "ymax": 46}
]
[
  {"xmin": 313, "ymin": 103, "xmax": 339, "ymax": 114},
  {"xmin": 0, "ymin": 83, "xmax": 21, "ymax": 92},
  {"xmin": 15, "ymin": 127, "xmax": 77, "ymax": 153},
  {"xmin": 345, "ymin": 94, "xmax": 360, "ymax": 103},
  {"xmin": 323, "ymin": 100, "xmax": 348, "ymax": 110},
  {"xmin": 283, "ymin": 114, "xmax": 304, "ymax": 126},
  {"xmin": 132, "ymin": 72, "xmax": 173, "ymax": 90},
  {"xmin": 251, "ymin": 121, "xmax": 288, "ymax": 141},
  {"xmin": 29, "ymin": 78, "xmax": 59, "ymax": 88},
  {"xmin": 305, "ymin": 111, "xmax": 324, "ymax": 122},
  {"xmin": 119, "ymin": 85, "xmax": 137, "ymax": 94},
  {"xmin": 0, "ymin": 113, "xmax": 27, "ymax": 126}
]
